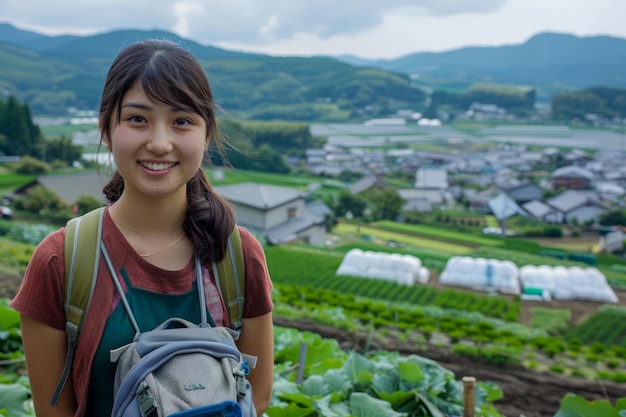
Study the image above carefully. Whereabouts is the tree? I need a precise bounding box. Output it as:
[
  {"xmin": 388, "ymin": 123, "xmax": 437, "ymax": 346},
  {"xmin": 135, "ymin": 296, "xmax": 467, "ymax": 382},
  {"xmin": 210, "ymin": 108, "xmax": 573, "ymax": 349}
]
[
  {"xmin": 0, "ymin": 96, "xmax": 42, "ymax": 156},
  {"xmin": 0, "ymin": 96, "xmax": 30, "ymax": 156},
  {"xmin": 551, "ymin": 90, "xmax": 609, "ymax": 120},
  {"xmin": 10, "ymin": 156, "xmax": 49, "ymax": 175},
  {"xmin": 75, "ymin": 195, "xmax": 105, "ymax": 215},
  {"xmin": 230, "ymin": 144, "xmax": 291, "ymax": 173},
  {"xmin": 12, "ymin": 186, "xmax": 68, "ymax": 214},
  {"xmin": 21, "ymin": 102, "xmax": 43, "ymax": 156},
  {"xmin": 338, "ymin": 170, "xmax": 363, "ymax": 183},
  {"xmin": 367, "ymin": 188, "xmax": 404, "ymax": 221},
  {"xmin": 335, "ymin": 189, "xmax": 367, "ymax": 218},
  {"xmin": 599, "ymin": 210, "xmax": 626, "ymax": 226},
  {"xmin": 40, "ymin": 135, "xmax": 83, "ymax": 165}
]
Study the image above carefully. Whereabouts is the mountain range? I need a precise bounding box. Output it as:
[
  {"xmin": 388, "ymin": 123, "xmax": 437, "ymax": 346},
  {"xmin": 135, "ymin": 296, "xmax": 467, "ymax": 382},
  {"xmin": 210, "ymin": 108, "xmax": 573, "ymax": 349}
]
[
  {"xmin": 339, "ymin": 32, "xmax": 626, "ymax": 92},
  {"xmin": 1, "ymin": 22, "xmax": 625, "ymax": 120}
]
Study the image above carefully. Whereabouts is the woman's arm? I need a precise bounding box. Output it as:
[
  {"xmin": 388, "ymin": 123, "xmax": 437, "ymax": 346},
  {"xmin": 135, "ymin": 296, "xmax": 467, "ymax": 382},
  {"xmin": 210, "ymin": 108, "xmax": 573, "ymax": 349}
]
[
  {"xmin": 236, "ymin": 312, "xmax": 274, "ymax": 415},
  {"xmin": 20, "ymin": 315, "xmax": 77, "ymax": 417}
]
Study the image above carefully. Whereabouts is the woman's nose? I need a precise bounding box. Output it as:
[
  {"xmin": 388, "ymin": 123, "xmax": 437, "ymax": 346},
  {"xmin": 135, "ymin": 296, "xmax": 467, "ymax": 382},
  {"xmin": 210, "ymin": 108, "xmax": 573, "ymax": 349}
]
[{"xmin": 146, "ymin": 124, "xmax": 174, "ymax": 154}]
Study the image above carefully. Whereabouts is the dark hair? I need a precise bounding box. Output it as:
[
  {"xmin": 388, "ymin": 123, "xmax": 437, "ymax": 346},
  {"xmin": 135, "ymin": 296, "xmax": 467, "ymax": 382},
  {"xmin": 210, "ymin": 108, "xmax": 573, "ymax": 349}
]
[{"xmin": 99, "ymin": 39, "xmax": 235, "ymax": 265}]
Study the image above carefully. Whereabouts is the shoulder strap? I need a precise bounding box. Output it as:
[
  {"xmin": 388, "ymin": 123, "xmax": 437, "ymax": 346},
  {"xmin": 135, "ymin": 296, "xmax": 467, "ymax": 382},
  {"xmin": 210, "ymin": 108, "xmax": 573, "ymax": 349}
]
[
  {"xmin": 213, "ymin": 226, "xmax": 245, "ymax": 334},
  {"xmin": 51, "ymin": 207, "xmax": 105, "ymax": 405}
]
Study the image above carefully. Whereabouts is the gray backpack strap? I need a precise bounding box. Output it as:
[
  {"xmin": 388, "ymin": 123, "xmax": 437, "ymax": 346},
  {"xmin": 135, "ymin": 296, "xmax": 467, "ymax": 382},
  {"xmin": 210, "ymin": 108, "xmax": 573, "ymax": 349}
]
[
  {"xmin": 100, "ymin": 241, "xmax": 141, "ymax": 338},
  {"xmin": 51, "ymin": 207, "xmax": 105, "ymax": 405}
]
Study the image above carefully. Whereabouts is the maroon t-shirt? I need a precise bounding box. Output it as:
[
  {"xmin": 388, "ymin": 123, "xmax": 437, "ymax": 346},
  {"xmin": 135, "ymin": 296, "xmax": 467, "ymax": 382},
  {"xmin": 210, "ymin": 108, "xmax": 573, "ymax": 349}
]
[{"xmin": 11, "ymin": 207, "xmax": 273, "ymax": 417}]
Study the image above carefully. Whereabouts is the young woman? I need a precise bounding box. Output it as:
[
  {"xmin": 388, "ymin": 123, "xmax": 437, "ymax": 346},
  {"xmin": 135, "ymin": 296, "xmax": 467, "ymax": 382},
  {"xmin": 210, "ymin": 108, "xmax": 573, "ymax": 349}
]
[{"xmin": 11, "ymin": 39, "xmax": 274, "ymax": 417}]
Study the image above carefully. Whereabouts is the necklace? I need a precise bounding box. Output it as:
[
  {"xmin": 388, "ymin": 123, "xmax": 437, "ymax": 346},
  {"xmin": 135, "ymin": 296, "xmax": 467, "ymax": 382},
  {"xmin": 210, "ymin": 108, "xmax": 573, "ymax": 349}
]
[{"xmin": 139, "ymin": 233, "xmax": 186, "ymax": 257}]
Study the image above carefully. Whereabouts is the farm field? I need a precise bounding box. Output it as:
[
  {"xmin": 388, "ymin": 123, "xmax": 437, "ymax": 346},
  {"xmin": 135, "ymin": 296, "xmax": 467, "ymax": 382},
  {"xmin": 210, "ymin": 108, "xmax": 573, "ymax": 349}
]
[
  {"xmin": 272, "ymin": 316, "xmax": 626, "ymax": 417},
  {"xmin": 333, "ymin": 222, "xmax": 475, "ymax": 255},
  {"xmin": 1, "ymin": 266, "xmax": 624, "ymax": 417},
  {"xmin": 263, "ymin": 225, "xmax": 626, "ymax": 416},
  {"xmin": 1, "ymin": 215, "xmax": 625, "ymax": 416}
]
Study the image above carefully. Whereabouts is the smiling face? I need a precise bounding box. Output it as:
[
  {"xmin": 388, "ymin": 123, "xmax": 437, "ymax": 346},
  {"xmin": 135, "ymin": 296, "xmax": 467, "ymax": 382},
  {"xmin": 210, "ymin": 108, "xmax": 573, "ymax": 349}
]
[
  {"xmin": 104, "ymin": 82, "xmax": 208, "ymax": 202},
  {"xmin": 97, "ymin": 40, "xmax": 221, "ymax": 204}
]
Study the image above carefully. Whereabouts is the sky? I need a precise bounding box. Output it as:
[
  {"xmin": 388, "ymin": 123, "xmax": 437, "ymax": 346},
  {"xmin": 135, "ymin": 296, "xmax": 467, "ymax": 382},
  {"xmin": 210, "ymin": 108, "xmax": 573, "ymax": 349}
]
[{"xmin": 0, "ymin": 0, "xmax": 624, "ymax": 60}]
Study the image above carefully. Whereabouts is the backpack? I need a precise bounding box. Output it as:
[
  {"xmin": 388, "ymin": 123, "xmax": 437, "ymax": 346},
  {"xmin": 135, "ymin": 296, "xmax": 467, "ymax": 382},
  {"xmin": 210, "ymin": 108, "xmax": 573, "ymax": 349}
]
[{"xmin": 51, "ymin": 207, "xmax": 254, "ymax": 416}]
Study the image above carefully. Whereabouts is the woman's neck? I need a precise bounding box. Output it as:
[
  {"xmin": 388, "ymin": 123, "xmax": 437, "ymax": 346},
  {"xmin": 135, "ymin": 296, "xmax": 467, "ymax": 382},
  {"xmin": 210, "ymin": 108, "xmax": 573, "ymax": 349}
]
[{"xmin": 108, "ymin": 194, "xmax": 187, "ymax": 239}]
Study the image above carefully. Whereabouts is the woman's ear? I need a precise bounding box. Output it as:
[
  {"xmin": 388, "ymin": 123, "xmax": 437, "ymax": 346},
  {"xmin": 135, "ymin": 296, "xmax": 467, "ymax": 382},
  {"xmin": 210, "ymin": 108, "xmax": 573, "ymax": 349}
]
[{"xmin": 99, "ymin": 118, "xmax": 110, "ymax": 150}]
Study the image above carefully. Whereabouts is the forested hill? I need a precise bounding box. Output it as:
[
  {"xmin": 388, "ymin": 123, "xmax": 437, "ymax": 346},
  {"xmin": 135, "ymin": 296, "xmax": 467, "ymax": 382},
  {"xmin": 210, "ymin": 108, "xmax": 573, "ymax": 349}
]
[
  {"xmin": 0, "ymin": 23, "xmax": 424, "ymax": 120},
  {"xmin": 1, "ymin": 23, "xmax": 626, "ymax": 120}
]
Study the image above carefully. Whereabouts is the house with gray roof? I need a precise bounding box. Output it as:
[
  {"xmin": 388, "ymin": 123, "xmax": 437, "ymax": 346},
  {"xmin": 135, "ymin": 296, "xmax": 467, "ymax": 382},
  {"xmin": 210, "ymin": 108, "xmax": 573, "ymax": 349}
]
[
  {"xmin": 551, "ymin": 165, "xmax": 594, "ymax": 190},
  {"xmin": 546, "ymin": 190, "xmax": 607, "ymax": 225},
  {"xmin": 466, "ymin": 187, "xmax": 499, "ymax": 213},
  {"xmin": 349, "ymin": 175, "xmax": 384, "ymax": 195},
  {"xmin": 214, "ymin": 182, "xmax": 327, "ymax": 246},
  {"xmin": 488, "ymin": 193, "xmax": 527, "ymax": 221},
  {"xmin": 306, "ymin": 200, "xmax": 335, "ymax": 220},
  {"xmin": 564, "ymin": 149, "xmax": 593, "ymax": 165},
  {"xmin": 501, "ymin": 181, "xmax": 544, "ymax": 204},
  {"xmin": 400, "ymin": 197, "xmax": 432, "ymax": 213},
  {"xmin": 7, "ymin": 171, "xmax": 327, "ymax": 247},
  {"xmin": 397, "ymin": 189, "xmax": 435, "ymax": 212},
  {"xmin": 522, "ymin": 200, "xmax": 561, "ymax": 223},
  {"xmin": 7, "ymin": 171, "xmax": 110, "ymax": 206},
  {"xmin": 407, "ymin": 166, "xmax": 453, "ymax": 207},
  {"xmin": 415, "ymin": 166, "xmax": 448, "ymax": 189}
]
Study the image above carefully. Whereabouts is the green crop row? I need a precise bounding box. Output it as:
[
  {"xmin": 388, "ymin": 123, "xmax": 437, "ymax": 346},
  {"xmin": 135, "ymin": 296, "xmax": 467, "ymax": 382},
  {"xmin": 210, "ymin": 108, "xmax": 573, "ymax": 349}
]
[
  {"xmin": 265, "ymin": 246, "xmax": 520, "ymax": 321},
  {"xmin": 273, "ymin": 283, "xmax": 626, "ymax": 382},
  {"xmin": 273, "ymin": 284, "xmax": 537, "ymax": 344},
  {"xmin": 564, "ymin": 305, "xmax": 626, "ymax": 346}
]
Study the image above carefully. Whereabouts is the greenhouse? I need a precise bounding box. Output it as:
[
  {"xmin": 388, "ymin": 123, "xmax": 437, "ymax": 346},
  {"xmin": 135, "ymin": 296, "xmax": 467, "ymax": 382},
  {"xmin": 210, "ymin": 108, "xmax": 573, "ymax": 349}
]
[
  {"xmin": 335, "ymin": 249, "xmax": 429, "ymax": 285},
  {"xmin": 438, "ymin": 256, "xmax": 521, "ymax": 294},
  {"xmin": 438, "ymin": 256, "xmax": 619, "ymax": 303},
  {"xmin": 519, "ymin": 265, "xmax": 618, "ymax": 303}
]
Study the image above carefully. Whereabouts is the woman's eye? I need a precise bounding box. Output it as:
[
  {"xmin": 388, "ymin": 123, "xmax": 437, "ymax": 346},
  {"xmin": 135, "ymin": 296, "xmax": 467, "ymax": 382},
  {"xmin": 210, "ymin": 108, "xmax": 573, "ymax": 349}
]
[
  {"xmin": 128, "ymin": 115, "xmax": 145, "ymax": 123},
  {"xmin": 174, "ymin": 118, "xmax": 192, "ymax": 126}
]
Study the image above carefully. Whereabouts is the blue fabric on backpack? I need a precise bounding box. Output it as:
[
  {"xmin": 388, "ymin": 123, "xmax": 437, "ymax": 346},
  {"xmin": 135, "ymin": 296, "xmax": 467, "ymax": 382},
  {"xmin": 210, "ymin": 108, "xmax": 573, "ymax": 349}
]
[{"xmin": 169, "ymin": 400, "xmax": 241, "ymax": 417}]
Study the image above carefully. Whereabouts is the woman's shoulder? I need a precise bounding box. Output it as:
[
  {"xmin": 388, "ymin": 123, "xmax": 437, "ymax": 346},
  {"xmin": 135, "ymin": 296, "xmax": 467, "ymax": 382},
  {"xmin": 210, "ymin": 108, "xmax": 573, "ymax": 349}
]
[
  {"xmin": 32, "ymin": 226, "xmax": 66, "ymax": 258},
  {"xmin": 236, "ymin": 226, "xmax": 263, "ymax": 254}
]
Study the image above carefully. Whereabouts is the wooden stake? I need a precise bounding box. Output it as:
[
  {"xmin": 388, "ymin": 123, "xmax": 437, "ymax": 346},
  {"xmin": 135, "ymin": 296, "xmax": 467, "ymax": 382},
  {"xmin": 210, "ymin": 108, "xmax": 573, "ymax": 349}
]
[{"xmin": 463, "ymin": 376, "xmax": 476, "ymax": 417}]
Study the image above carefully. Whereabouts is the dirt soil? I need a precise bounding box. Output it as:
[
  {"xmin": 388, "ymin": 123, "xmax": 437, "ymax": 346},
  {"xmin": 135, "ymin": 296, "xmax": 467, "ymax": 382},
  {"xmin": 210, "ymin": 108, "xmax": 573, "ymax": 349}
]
[
  {"xmin": 273, "ymin": 316, "xmax": 626, "ymax": 417},
  {"xmin": 2, "ymin": 271, "xmax": 625, "ymax": 417}
]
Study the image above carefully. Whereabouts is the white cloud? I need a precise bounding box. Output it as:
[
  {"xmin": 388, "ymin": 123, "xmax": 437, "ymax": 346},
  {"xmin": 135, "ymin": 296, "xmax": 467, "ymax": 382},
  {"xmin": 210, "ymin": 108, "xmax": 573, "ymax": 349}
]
[
  {"xmin": 259, "ymin": 15, "xmax": 280, "ymax": 38},
  {"xmin": 0, "ymin": 0, "xmax": 508, "ymax": 41},
  {"xmin": 413, "ymin": 0, "xmax": 506, "ymax": 16},
  {"xmin": 173, "ymin": 1, "xmax": 207, "ymax": 38},
  {"xmin": 0, "ymin": 0, "xmax": 625, "ymax": 59}
]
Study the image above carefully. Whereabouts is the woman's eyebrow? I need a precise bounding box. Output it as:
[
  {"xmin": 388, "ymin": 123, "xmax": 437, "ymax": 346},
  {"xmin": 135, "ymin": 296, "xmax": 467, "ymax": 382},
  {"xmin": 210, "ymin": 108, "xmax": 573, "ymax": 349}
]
[
  {"xmin": 121, "ymin": 102, "xmax": 152, "ymax": 110},
  {"xmin": 122, "ymin": 102, "xmax": 192, "ymax": 113}
]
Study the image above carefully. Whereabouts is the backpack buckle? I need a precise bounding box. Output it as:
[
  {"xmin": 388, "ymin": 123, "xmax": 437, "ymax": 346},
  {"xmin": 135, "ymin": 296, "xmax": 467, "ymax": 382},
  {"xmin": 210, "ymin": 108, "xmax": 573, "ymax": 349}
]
[
  {"xmin": 136, "ymin": 381, "xmax": 157, "ymax": 417},
  {"xmin": 232, "ymin": 366, "xmax": 247, "ymax": 398}
]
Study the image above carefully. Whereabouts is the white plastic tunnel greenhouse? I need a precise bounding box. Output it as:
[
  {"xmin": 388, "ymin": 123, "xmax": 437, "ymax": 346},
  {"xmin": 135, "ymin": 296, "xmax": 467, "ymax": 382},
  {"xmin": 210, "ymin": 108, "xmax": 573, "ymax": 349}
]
[
  {"xmin": 335, "ymin": 249, "xmax": 429, "ymax": 285},
  {"xmin": 519, "ymin": 265, "xmax": 618, "ymax": 303},
  {"xmin": 438, "ymin": 256, "xmax": 521, "ymax": 294}
]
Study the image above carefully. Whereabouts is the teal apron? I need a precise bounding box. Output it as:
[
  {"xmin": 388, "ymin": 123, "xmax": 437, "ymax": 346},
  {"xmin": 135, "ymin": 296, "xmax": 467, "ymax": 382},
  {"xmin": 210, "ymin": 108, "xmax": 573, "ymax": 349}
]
[{"xmin": 85, "ymin": 267, "xmax": 214, "ymax": 417}]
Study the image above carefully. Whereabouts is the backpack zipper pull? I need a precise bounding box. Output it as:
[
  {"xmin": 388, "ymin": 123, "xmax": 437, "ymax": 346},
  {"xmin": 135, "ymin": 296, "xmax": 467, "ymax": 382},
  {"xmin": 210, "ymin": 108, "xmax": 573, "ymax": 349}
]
[{"xmin": 233, "ymin": 364, "xmax": 248, "ymax": 398}]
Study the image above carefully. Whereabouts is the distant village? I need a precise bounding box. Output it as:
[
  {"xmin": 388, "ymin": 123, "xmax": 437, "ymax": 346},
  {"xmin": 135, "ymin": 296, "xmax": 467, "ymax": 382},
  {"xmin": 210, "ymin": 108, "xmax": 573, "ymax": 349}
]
[
  {"xmin": 304, "ymin": 111, "xmax": 626, "ymax": 253},
  {"xmin": 10, "ymin": 107, "xmax": 626, "ymax": 253}
]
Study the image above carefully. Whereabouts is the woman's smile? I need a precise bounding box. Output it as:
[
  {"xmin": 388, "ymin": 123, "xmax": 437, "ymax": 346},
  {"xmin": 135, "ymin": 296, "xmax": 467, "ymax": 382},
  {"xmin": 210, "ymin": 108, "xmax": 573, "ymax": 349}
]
[{"xmin": 139, "ymin": 161, "xmax": 178, "ymax": 172}]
